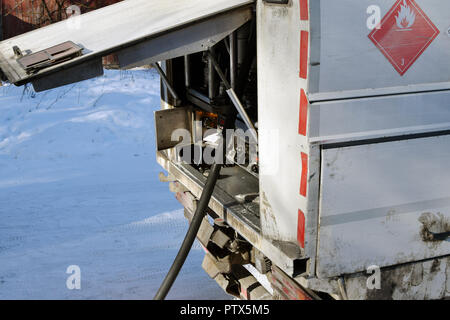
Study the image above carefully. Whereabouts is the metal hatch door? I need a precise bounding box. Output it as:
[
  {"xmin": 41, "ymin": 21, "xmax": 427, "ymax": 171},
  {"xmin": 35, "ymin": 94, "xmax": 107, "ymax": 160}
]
[
  {"xmin": 0, "ymin": 0, "xmax": 253, "ymax": 91},
  {"xmin": 316, "ymin": 135, "xmax": 450, "ymax": 279}
]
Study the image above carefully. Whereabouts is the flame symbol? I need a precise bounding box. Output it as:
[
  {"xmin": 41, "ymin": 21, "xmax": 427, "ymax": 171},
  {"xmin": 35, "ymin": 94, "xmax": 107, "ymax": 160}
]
[{"xmin": 396, "ymin": 0, "xmax": 416, "ymax": 29}]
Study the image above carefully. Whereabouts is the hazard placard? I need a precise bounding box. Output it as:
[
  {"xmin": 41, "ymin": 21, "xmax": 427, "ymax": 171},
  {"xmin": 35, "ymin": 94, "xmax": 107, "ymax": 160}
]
[{"xmin": 368, "ymin": 0, "xmax": 440, "ymax": 76}]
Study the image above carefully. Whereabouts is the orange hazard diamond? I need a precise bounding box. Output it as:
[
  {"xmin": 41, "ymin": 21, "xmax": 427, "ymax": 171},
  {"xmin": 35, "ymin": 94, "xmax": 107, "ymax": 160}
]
[{"xmin": 368, "ymin": 0, "xmax": 440, "ymax": 76}]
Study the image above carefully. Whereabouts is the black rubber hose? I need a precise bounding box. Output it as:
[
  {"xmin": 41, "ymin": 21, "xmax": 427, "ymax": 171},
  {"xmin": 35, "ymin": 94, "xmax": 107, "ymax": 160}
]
[{"xmin": 154, "ymin": 162, "xmax": 222, "ymax": 300}]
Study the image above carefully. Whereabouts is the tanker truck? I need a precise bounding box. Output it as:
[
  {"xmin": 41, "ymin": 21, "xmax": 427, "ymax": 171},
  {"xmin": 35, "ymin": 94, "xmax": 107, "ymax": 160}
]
[{"xmin": 0, "ymin": 0, "xmax": 449, "ymax": 300}]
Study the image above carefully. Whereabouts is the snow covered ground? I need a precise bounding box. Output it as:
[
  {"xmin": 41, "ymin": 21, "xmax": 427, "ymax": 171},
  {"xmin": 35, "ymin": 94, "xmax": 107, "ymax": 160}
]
[{"xmin": 0, "ymin": 69, "xmax": 229, "ymax": 299}]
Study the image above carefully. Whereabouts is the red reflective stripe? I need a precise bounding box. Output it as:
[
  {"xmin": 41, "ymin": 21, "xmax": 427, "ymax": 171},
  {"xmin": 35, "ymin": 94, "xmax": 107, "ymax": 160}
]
[
  {"xmin": 299, "ymin": 89, "xmax": 308, "ymax": 136},
  {"xmin": 297, "ymin": 210, "xmax": 305, "ymax": 248},
  {"xmin": 295, "ymin": 286, "xmax": 312, "ymax": 300},
  {"xmin": 300, "ymin": 31, "xmax": 309, "ymax": 79},
  {"xmin": 300, "ymin": 0, "xmax": 309, "ymax": 21},
  {"xmin": 300, "ymin": 152, "xmax": 308, "ymax": 197},
  {"xmin": 241, "ymin": 288, "xmax": 248, "ymax": 300}
]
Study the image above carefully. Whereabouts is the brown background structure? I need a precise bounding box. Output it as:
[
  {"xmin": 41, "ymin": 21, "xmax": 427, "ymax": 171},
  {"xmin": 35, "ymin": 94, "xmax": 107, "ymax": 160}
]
[{"xmin": 0, "ymin": 0, "xmax": 123, "ymax": 66}]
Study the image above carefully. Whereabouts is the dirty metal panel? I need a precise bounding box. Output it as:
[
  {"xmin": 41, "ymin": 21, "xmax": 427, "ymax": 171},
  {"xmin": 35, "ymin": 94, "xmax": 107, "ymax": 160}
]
[
  {"xmin": 309, "ymin": 0, "xmax": 450, "ymax": 101},
  {"xmin": 0, "ymin": 0, "xmax": 254, "ymax": 88},
  {"xmin": 257, "ymin": 0, "xmax": 306, "ymax": 246},
  {"xmin": 317, "ymin": 134, "xmax": 450, "ymax": 278},
  {"xmin": 155, "ymin": 107, "xmax": 191, "ymax": 151},
  {"xmin": 344, "ymin": 256, "xmax": 450, "ymax": 300}
]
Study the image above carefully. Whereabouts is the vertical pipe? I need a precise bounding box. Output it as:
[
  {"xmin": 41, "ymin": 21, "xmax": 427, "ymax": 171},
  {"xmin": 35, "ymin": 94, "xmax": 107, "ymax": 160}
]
[
  {"xmin": 184, "ymin": 55, "xmax": 190, "ymax": 88},
  {"xmin": 208, "ymin": 47, "xmax": 216, "ymax": 100},
  {"xmin": 237, "ymin": 23, "xmax": 250, "ymax": 67},
  {"xmin": 229, "ymin": 32, "xmax": 237, "ymax": 90}
]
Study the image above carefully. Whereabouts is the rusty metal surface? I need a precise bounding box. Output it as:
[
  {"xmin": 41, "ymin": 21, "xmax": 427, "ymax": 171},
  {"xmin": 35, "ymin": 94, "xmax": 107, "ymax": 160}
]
[
  {"xmin": 270, "ymin": 265, "xmax": 315, "ymax": 300},
  {"xmin": 345, "ymin": 256, "xmax": 450, "ymax": 300}
]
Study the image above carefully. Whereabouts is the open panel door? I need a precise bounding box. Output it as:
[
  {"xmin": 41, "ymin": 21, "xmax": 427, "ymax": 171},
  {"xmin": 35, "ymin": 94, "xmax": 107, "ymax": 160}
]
[{"xmin": 0, "ymin": 0, "xmax": 253, "ymax": 91}]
